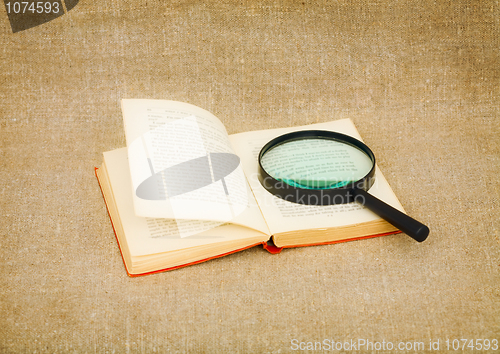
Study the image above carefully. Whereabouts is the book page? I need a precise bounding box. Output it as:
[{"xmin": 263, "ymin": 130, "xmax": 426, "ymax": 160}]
[
  {"xmin": 121, "ymin": 99, "xmax": 266, "ymax": 233},
  {"xmin": 102, "ymin": 148, "xmax": 269, "ymax": 257},
  {"xmin": 229, "ymin": 119, "xmax": 405, "ymax": 235}
]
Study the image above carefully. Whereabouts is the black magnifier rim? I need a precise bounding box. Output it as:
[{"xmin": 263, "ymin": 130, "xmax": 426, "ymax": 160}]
[{"xmin": 258, "ymin": 130, "xmax": 377, "ymax": 205}]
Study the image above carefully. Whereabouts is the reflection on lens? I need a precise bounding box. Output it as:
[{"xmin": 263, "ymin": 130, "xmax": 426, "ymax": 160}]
[{"xmin": 260, "ymin": 138, "xmax": 373, "ymax": 189}]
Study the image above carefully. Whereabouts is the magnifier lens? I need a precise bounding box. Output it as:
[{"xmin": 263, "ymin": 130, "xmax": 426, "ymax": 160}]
[
  {"xmin": 258, "ymin": 130, "xmax": 429, "ymax": 242},
  {"xmin": 260, "ymin": 138, "xmax": 373, "ymax": 189}
]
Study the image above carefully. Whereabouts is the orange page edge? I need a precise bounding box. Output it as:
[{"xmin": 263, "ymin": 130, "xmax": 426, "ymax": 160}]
[
  {"xmin": 94, "ymin": 167, "xmax": 401, "ymax": 276},
  {"xmin": 95, "ymin": 167, "xmax": 271, "ymax": 276}
]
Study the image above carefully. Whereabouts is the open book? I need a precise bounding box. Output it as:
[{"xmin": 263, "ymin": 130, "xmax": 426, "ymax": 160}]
[{"xmin": 96, "ymin": 99, "xmax": 403, "ymax": 276}]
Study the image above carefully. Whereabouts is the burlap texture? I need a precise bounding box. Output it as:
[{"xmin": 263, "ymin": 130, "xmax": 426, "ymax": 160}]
[{"xmin": 1, "ymin": 1, "xmax": 498, "ymax": 352}]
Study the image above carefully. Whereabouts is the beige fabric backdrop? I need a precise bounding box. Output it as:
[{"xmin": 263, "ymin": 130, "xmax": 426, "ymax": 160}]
[{"xmin": 1, "ymin": 1, "xmax": 498, "ymax": 352}]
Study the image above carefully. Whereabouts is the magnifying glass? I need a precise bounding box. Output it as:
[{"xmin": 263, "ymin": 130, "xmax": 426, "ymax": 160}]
[{"xmin": 258, "ymin": 130, "xmax": 429, "ymax": 242}]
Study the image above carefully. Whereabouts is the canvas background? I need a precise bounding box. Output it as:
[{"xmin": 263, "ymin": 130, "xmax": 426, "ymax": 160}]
[{"xmin": 0, "ymin": 1, "xmax": 498, "ymax": 352}]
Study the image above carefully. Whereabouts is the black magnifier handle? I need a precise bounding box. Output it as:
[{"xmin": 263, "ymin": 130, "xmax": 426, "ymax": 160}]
[{"xmin": 353, "ymin": 189, "xmax": 429, "ymax": 242}]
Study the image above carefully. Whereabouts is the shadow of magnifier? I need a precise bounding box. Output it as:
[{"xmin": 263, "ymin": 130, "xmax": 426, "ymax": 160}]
[{"xmin": 258, "ymin": 130, "xmax": 429, "ymax": 242}]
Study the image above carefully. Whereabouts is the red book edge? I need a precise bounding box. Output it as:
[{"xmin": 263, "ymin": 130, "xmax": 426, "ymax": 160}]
[
  {"xmin": 95, "ymin": 167, "xmax": 271, "ymax": 276},
  {"xmin": 272, "ymin": 230, "xmax": 401, "ymax": 251},
  {"xmin": 95, "ymin": 167, "xmax": 401, "ymax": 276}
]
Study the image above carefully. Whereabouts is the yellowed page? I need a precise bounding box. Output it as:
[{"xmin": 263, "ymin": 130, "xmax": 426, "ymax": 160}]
[
  {"xmin": 121, "ymin": 99, "xmax": 259, "ymax": 226},
  {"xmin": 229, "ymin": 119, "xmax": 405, "ymax": 236},
  {"xmin": 103, "ymin": 148, "xmax": 269, "ymax": 257}
]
